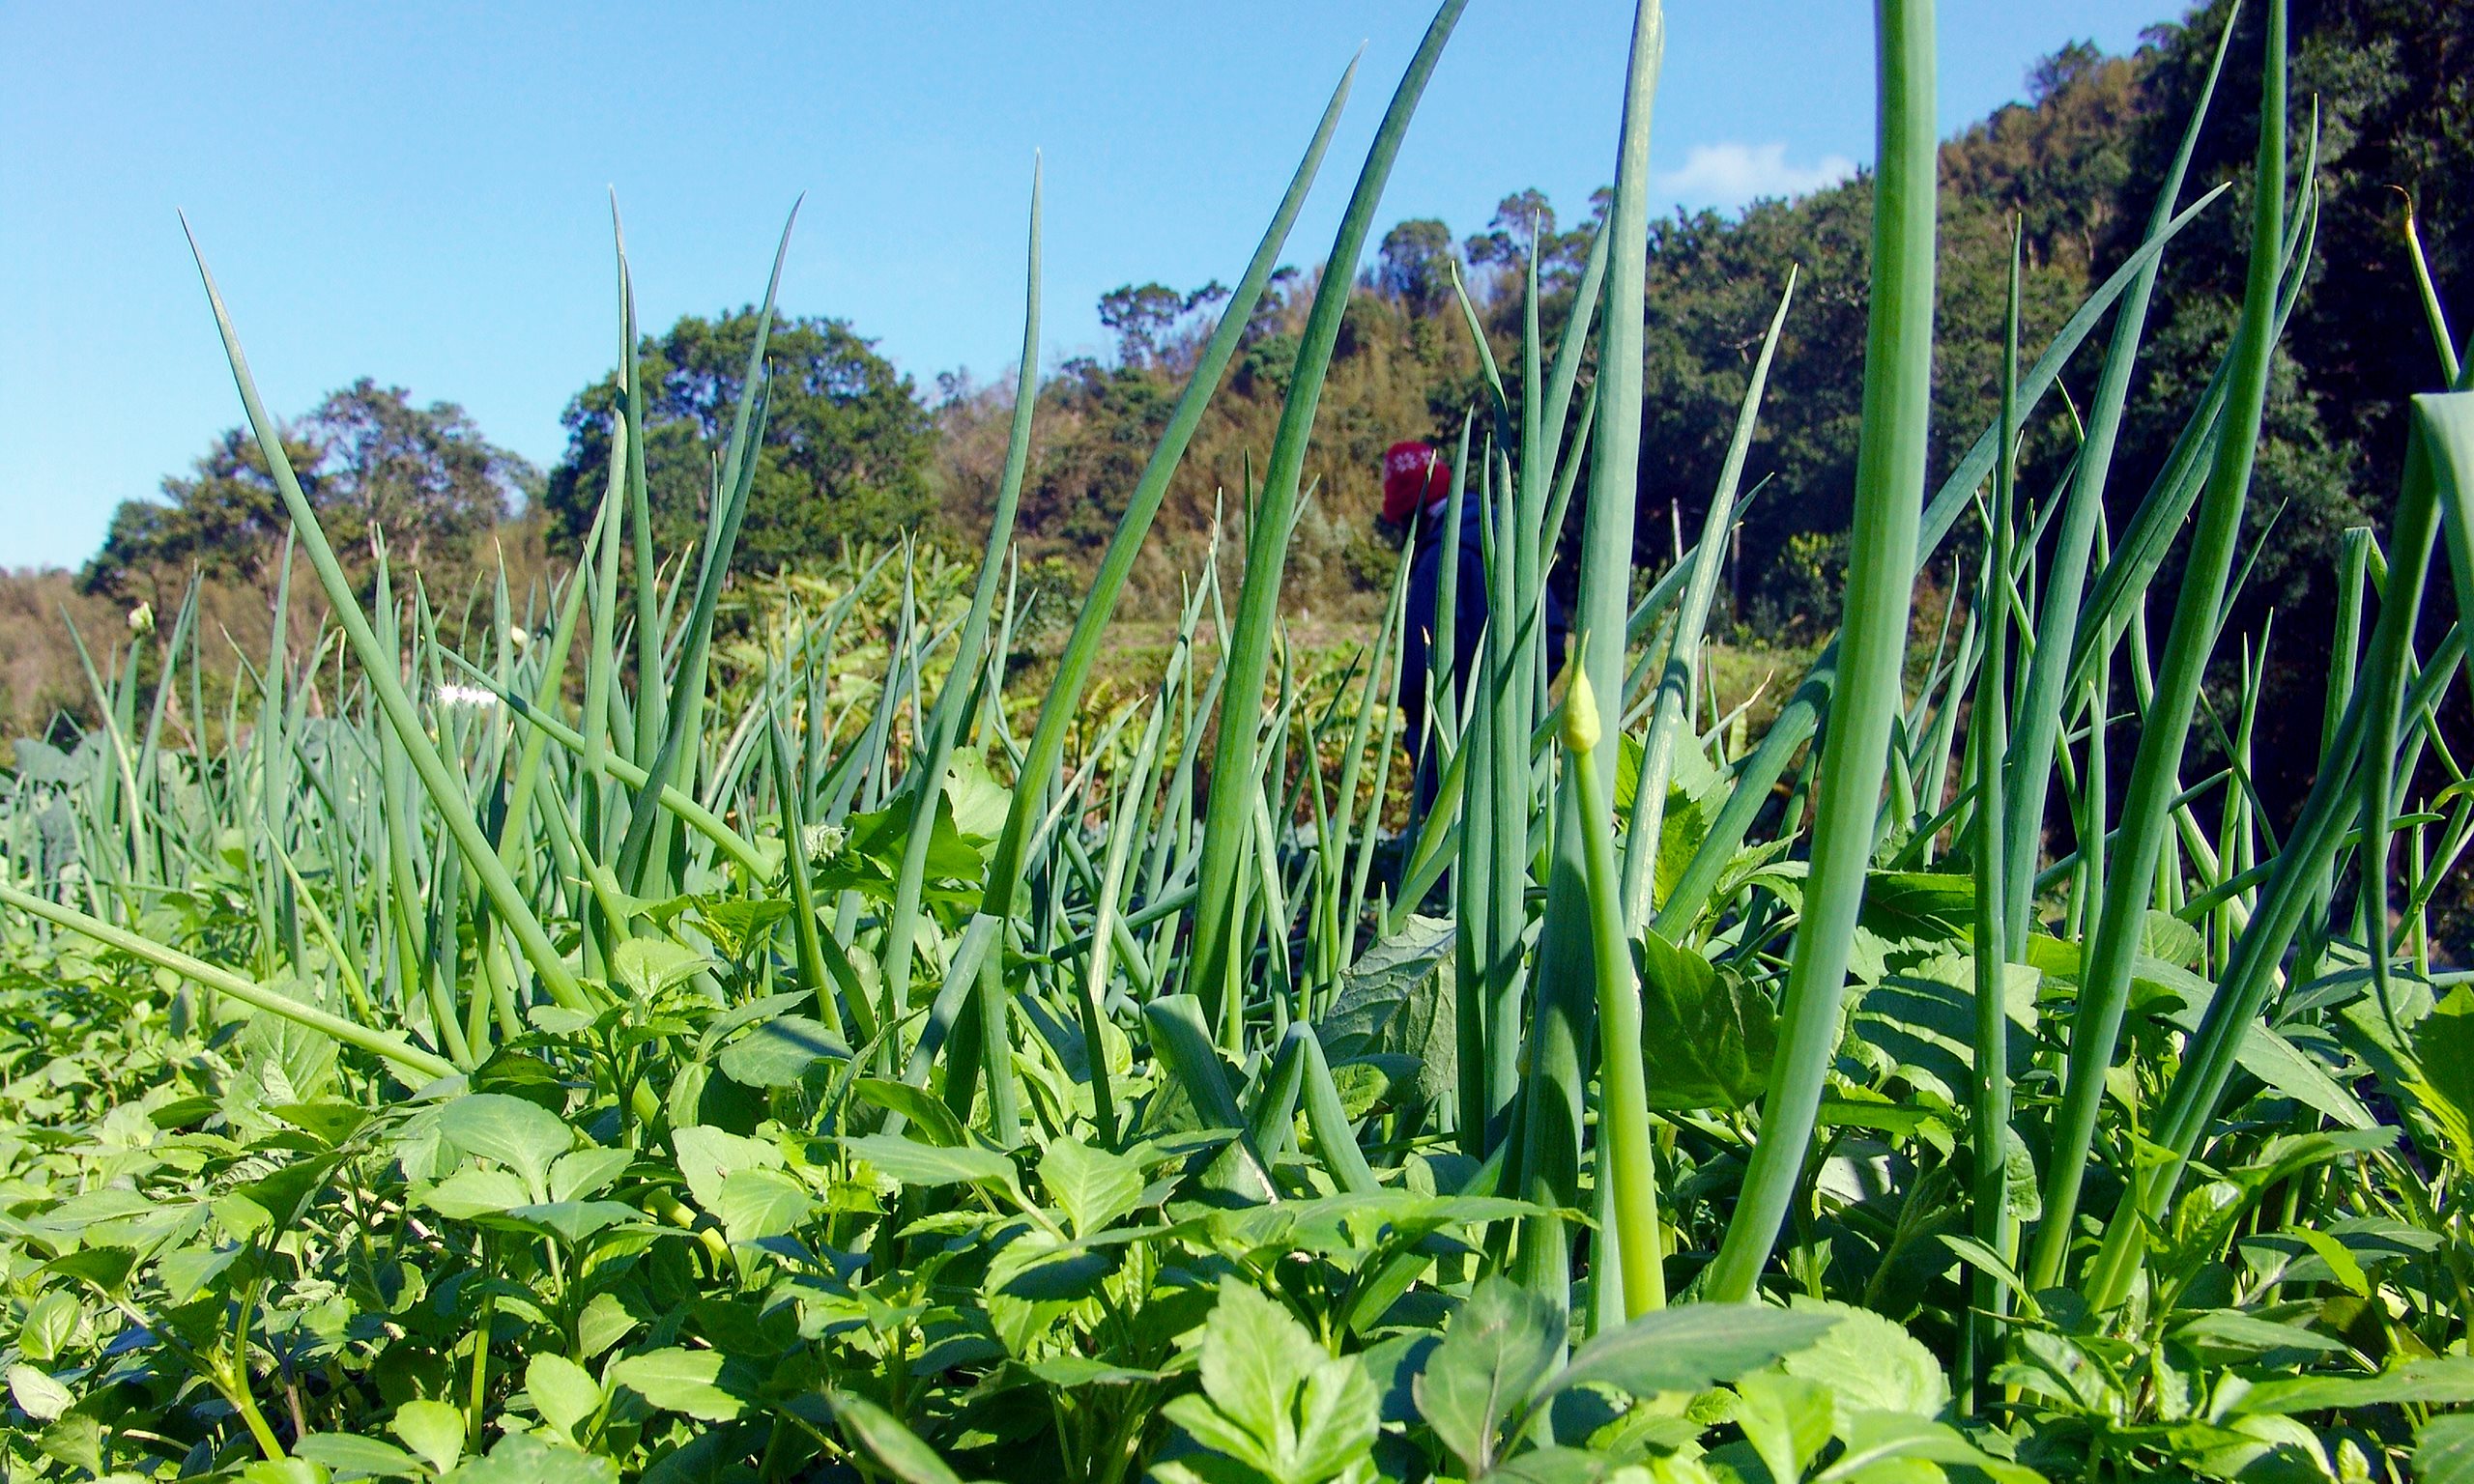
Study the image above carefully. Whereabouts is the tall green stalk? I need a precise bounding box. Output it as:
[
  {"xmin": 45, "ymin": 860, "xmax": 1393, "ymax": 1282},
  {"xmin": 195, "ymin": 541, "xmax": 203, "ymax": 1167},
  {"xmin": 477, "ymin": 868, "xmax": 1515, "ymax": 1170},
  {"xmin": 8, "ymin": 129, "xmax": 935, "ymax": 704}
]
[
  {"xmin": 182, "ymin": 226, "xmax": 592, "ymax": 1015},
  {"xmin": 1186, "ymin": 0, "xmax": 1468, "ymax": 1038},
  {"xmin": 1515, "ymin": 0, "xmax": 1663, "ymax": 1315},
  {"xmin": 1561, "ymin": 667, "xmax": 1664, "ymax": 1315},
  {"xmin": 1998, "ymin": 5, "xmax": 2239, "ymax": 948},
  {"xmin": 885, "ymin": 162, "xmax": 1040, "ymax": 1045},
  {"xmin": 2026, "ymin": 0, "xmax": 2288, "ymax": 1294},
  {"xmin": 1962, "ymin": 231, "xmax": 2022, "ymax": 1410},
  {"xmin": 977, "ymin": 60, "xmax": 1355, "ymax": 928},
  {"xmin": 1701, "ymin": 0, "xmax": 1936, "ymax": 1305}
]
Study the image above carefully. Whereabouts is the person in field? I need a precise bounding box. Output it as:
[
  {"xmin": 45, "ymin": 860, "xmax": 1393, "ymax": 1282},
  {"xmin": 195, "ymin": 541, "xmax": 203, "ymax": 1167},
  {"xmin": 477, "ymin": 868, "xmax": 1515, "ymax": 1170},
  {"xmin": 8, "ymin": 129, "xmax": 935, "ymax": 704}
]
[{"xmin": 1383, "ymin": 438, "xmax": 1566, "ymax": 814}]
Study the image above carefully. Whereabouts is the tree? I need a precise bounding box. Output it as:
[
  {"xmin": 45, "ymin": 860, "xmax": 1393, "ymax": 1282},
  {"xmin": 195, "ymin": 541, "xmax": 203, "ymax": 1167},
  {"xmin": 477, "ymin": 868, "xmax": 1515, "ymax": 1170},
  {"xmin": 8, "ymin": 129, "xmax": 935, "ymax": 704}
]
[
  {"xmin": 83, "ymin": 384, "xmax": 527, "ymax": 599},
  {"xmin": 543, "ymin": 309, "xmax": 935, "ymax": 573},
  {"xmin": 1097, "ymin": 281, "xmax": 1227, "ymax": 370},
  {"xmin": 84, "ymin": 426, "xmax": 319, "ymax": 596},
  {"xmin": 305, "ymin": 379, "xmax": 532, "ymax": 568},
  {"xmin": 1374, "ymin": 218, "xmax": 1458, "ymax": 316}
]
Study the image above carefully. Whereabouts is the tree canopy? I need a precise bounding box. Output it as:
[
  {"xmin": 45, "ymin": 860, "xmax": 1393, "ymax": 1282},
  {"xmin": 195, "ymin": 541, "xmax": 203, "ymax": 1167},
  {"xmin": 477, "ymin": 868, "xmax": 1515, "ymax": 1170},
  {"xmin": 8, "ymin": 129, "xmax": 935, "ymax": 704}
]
[
  {"xmin": 542, "ymin": 309, "xmax": 935, "ymax": 574},
  {"xmin": 83, "ymin": 380, "xmax": 532, "ymax": 599}
]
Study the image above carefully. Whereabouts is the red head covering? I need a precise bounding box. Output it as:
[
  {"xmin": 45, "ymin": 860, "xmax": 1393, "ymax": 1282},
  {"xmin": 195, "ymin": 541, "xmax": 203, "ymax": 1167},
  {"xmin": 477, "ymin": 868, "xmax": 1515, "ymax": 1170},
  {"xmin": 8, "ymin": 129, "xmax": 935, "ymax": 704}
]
[{"xmin": 1381, "ymin": 441, "xmax": 1448, "ymax": 524}]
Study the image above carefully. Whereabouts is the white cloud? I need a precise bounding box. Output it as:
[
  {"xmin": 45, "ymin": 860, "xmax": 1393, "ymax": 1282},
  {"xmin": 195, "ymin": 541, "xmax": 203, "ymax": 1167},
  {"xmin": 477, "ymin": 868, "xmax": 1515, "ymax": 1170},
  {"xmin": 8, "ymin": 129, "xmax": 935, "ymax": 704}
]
[{"xmin": 1656, "ymin": 142, "xmax": 1856, "ymax": 211}]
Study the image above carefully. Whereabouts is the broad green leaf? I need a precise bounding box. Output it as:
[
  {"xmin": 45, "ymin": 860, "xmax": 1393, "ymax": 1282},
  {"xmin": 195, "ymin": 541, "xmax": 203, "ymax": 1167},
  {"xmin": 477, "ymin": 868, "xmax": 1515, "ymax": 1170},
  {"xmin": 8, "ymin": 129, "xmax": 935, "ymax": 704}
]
[
  {"xmin": 1858, "ymin": 870, "xmax": 1976, "ymax": 944},
  {"xmin": 495, "ymin": 1201, "xmax": 643, "ymax": 1244},
  {"xmin": 576, "ymin": 1292, "xmax": 637, "ymax": 1360},
  {"xmin": 7, "ymin": 1364, "xmax": 72, "ymax": 1422},
  {"xmin": 2171, "ymin": 1310, "xmax": 2347, "ymax": 1356},
  {"xmin": 1318, "ymin": 914, "xmax": 1457, "ymax": 1114},
  {"xmin": 842, "ymin": 1133, "xmax": 1016, "ymax": 1189},
  {"xmin": 608, "ymin": 1346, "xmax": 744, "ymax": 1421},
  {"xmin": 1852, "ymin": 953, "xmax": 2037, "ymax": 1105},
  {"xmin": 671, "ymin": 1124, "xmax": 782, "ymax": 1213},
  {"xmin": 419, "ymin": 1165, "xmax": 530, "ymax": 1221},
  {"xmin": 1732, "ymin": 1372, "xmax": 1835, "ymax": 1484},
  {"xmin": 1168, "ymin": 1278, "xmax": 1379, "ymax": 1484},
  {"xmin": 610, "ymin": 936, "xmax": 711, "ymax": 1000},
  {"xmin": 716, "ymin": 1013, "xmax": 848, "ymax": 1087},
  {"xmin": 1025, "ymin": 1356, "xmax": 1165, "ymax": 1387},
  {"xmin": 292, "ymin": 1434, "xmax": 425, "ymax": 1479},
  {"xmin": 1039, "ymin": 1136, "xmax": 1145, "ymax": 1238},
  {"xmin": 716, "ymin": 1167, "xmax": 815, "ymax": 1243},
  {"xmin": 525, "ymin": 1353, "xmax": 603, "ymax": 1440},
  {"xmin": 1827, "ymin": 1409, "xmax": 2043, "ymax": 1482},
  {"xmin": 436, "ymin": 1093, "xmax": 574, "ymax": 1200},
  {"xmin": 2420, "ymin": 1415, "xmax": 2474, "ymax": 1484},
  {"xmin": 440, "ymin": 1433, "xmax": 618, "ymax": 1484},
  {"xmin": 1411, "ymin": 1275, "xmax": 1562, "ymax": 1477},
  {"xmin": 43, "ymin": 1247, "xmax": 135, "ymax": 1296},
  {"xmin": 390, "ymin": 1398, "xmax": 465, "ymax": 1475},
  {"xmin": 17, "ymin": 1291, "xmax": 79, "ymax": 1363},
  {"xmin": 852, "ymin": 1076, "xmax": 969, "ymax": 1147},
  {"xmin": 2411, "ymin": 987, "xmax": 2474, "ymax": 1135},
  {"xmin": 1288, "ymin": 1348, "xmax": 1382, "ymax": 1484},
  {"xmin": 689, "ymin": 898, "xmax": 792, "ymax": 961},
  {"xmin": 1197, "ymin": 1279, "xmax": 1331, "ymax": 1451},
  {"xmin": 830, "ymin": 1391, "xmax": 965, "ymax": 1484},
  {"xmin": 2236, "ymin": 1023, "xmax": 2374, "ymax": 1129},
  {"xmin": 1547, "ymin": 1304, "xmax": 1840, "ymax": 1405},
  {"xmin": 943, "ymin": 749, "xmax": 1012, "ymax": 841},
  {"xmin": 2142, "ymin": 909, "xmax": 2204, "ymax": 968},
  {"xmin": 2233, "ymin": 1356, "xmax": 2474, "ymax": 1416},
  {"xmin": 547, "ymin": 1146, "xmax": 636, "ymax": 1204},
  {"xmin": 1778, "ymin": 1300, "xmax": 1947, "ymax": 1418},
  {"xmin": 1654, "ymin": 788, "xmax": 1710, "ymax": 912},
  {"xmin": 2292, "ymin": 1227, "xmax": 2371, "ymax": 1298},
  {"xmin": 1637, "ymin": 929, "xmax": 1776, "ymax": 1110}
]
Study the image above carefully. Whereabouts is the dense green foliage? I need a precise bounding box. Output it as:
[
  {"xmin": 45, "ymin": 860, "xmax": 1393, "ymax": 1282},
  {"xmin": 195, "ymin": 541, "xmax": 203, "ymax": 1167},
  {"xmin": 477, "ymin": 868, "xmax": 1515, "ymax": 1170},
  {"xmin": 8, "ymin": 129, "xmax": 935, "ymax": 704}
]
[{"xmin": 7, "ymin": 4, "xmax": 2474, "ymax": 1484}]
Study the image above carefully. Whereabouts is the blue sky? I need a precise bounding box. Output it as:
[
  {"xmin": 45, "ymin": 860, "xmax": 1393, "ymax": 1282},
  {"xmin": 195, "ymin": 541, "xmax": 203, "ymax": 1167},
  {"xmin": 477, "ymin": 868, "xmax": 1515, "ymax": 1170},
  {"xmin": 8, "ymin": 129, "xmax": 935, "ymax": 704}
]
[{"xmin": 0, "ymin": 1, "xmax": 2175, "ymax": 571}]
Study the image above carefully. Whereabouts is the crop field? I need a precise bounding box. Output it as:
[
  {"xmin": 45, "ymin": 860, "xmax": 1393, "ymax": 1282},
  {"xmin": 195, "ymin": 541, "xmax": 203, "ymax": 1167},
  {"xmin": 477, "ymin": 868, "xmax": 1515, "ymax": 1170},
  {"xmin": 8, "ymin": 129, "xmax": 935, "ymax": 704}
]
[{"xmin": 7, "ymin": 0, "xmax": 2474, "ymax": 1480}]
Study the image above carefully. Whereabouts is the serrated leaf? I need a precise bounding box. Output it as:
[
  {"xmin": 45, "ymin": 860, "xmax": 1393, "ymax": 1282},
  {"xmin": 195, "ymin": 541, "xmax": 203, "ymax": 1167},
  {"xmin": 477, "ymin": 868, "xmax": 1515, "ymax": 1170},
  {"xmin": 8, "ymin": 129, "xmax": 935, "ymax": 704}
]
[
  {"xmin": 419, "ymin": 1165, "xmax": 531, "ymax": 1221},
  {"xmin": 2238, "ymin": 1346, "xmax": 2474, "ymax": 1421},
  {"xmin": 525, "ymin": 1353, "xmax": 603, "ymax": 1440},
  {"xmin": 610, "ymin": 936, "xmax": 711, "ymax": 1000},
  {"xmin": 607, "ymin": 1346, "xmax": 743, "ymax": 1421},
  {"xmin": 293, "ymin": 1433, "xmax": 425, "ymax": 1479},
  {"xmin": 716, "ymin": 1168, "xmax": 814, "ymax": 1243},
  {"xmin": 2237, "ymin": 1023, "xmax": 2374, "ymax": 1128},
  {"xmin": 1778, "ymin": 1299, "xmax": 1946, "ymax": 1418},
  {"xmin": 716, "ymin": 1014, "xmax": 848, "ymax": 1087},
  {"xmin": 2420, "ymin": 1415, "xmax": 2474, "ymax": 1484},
  {"xmin": 1546, "ymin": 1304, "xmax": 1838, "ymax": 1407},
  {"xmin": 494, "ymin": 1200, "xmax": 643, "ymax": 1244},
  {"xmin": 1731, "ymin": 1372, "xmax": 1835, "ymax": 1484},
  {"xmin": 671, "ymin": 1124, "xmax": 781, "ymax": 1213},
  {"xmin": 1637, "ymin": 929, "xmax": 1775, "ymax": 1110},
  {"xmin": 547, "ymin": 1146, "xmax": 635, "ymax": 1204},
  {"xmin": 843, "ymin": 1132, "xmax": 1015, "ymax": 1188},
  {"xmin": 1039, "ymin": 1136, "xmax": 1144, "ymax": 1238},
  {"xmin": 851, "ymin": 1076, "xmax": 969, "ymax": 1147},
  {"xmin": 7, "ymin": 1364, "xmax": 72, "ymax": 1421},
  {"xmin": 829, "ymin": 1390, "xmax": 965, "ymax": 1484},
  {"xmin": 1410, "ymin": 1275, "xmax": 1561, "ymax": 1477},
  {"xmin": 390, "ymin": 1398, "xmax": 465, "ymax": 1474},
  {"xmin": 441, "ymin": 1432, "xmax": 618, "ymax": 1484},
  {"xmin": 436, "ymin": 1093, "xmax": 574, "ymax": 1201}
]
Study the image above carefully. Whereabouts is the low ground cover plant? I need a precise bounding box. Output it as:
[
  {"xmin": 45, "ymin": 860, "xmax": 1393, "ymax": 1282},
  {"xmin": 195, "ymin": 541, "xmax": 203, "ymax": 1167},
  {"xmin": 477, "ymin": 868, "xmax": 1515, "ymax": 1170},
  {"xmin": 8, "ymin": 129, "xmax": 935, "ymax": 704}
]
[{"xmin": 8, "ymin": 1, "xmax": 2474, "ymax": 1480}]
